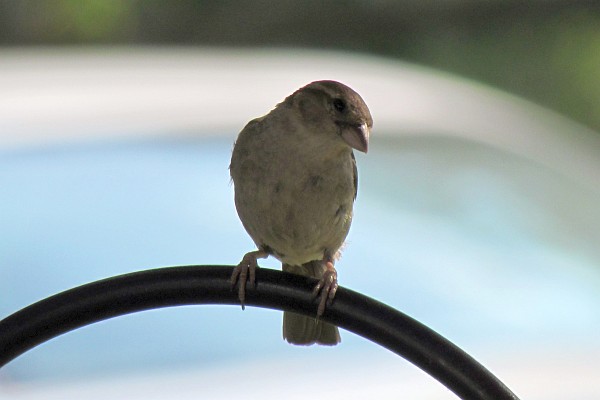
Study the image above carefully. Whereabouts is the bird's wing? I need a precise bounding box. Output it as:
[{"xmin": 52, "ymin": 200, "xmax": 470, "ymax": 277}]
[{"xmin": 351, "ymin": 151, "xmax": 358, "ymax": 200}]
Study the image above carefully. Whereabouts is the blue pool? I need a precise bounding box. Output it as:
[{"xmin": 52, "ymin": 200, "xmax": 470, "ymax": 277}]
[{"xmin": 2, "ymin": 134, "xmax": 599, "ymax": 384}]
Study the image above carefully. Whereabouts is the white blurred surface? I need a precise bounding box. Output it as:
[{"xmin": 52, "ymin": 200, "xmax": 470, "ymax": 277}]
[
  {"xmin": 1, "ymin": 47, "xmax": 599, "ymax": 190},
  {"xmin": 5, "ymin": 349, "xmax": 600, "ymax": 400}
]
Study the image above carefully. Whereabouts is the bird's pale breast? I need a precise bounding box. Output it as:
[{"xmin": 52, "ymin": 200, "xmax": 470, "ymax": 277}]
[{"xmin": 231, "ymin": 118, "xmax": 355, "ymax": 266}]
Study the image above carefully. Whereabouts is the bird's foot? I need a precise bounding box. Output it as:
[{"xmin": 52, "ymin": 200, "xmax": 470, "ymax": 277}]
[
  {"xmin": 312, "ymin": 260, "xmax": 338, "ymax": 317},
  {"xmin": 231, "ymin": 250, "xmax": 268, "ymax": 309}
]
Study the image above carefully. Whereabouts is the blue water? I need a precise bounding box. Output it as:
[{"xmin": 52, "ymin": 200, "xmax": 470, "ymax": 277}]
[{"xmin": 1, "ymin": 135, "xmax": 599, "ymax": 382}]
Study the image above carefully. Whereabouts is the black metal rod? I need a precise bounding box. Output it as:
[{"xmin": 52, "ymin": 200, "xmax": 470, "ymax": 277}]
[{"xmin": 0, "ymin": 265, "xmax": 519, "ymax": 399}]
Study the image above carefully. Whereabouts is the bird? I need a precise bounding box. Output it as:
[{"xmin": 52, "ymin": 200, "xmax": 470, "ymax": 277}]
[{"xmin": 229, "ymin": 80, "xmax": 372, "ymax": 345}]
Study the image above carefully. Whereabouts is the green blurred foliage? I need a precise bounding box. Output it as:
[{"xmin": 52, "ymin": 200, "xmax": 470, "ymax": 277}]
[
  {"xmin": 0, "ymin": 0, "xmax": 135, "ymax": 42},
  {"xmin": 57, "ymin": 0, "xmax": 135, "ymax": 40},
  {"xmin": 550, "ymin": 12, "xmax": 600, "ymax": 129},
  {"xmin": 1, "ymin": 0, "xmax": 599, "ymax": 133},
  {"xmin": 408, "ymin": 6, "xmax": 600, "ymax": 132}
]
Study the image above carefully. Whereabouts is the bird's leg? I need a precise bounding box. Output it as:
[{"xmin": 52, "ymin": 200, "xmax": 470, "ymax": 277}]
[
  {"xmin": 312, "ymin": 255, "xmax": 339, "ymax": 317},
  {"xmin": 231, "ymin": 249, "xmax": 268, "ymax": 310}
]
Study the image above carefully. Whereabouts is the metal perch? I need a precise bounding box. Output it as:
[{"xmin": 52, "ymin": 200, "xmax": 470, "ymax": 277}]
[{"xmin": 0, "ymin": 265, "xmax": 519, "ymax": 400}]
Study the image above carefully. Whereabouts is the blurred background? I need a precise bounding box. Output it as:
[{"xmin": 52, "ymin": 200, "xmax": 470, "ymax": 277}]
[
  {"xmin": 3, "ymin": 0, "xmax": 600, "ymax": 132},
  {"xmin": 1, "ymin": 1, "xmax": 600, "ymax": 399}
]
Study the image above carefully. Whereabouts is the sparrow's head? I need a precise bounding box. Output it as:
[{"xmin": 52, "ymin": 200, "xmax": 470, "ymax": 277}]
[{"xmin": 286, "ymin": 80, "xmax": 373, "ymax": 153}]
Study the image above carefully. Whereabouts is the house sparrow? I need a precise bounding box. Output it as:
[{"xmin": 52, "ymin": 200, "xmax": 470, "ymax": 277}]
[{"xmin": 229, "ymin": 80, "xmax": 372, "ymax": 345}]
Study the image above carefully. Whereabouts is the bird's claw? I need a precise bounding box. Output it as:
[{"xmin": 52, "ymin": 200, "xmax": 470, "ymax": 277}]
[
  {"xmin": 312, "ymin": 261, "xmax": 338, "ymax": 317},
  {"xmin": 231, "ymin": 250, "xmax": 267, "ymax": 310}
]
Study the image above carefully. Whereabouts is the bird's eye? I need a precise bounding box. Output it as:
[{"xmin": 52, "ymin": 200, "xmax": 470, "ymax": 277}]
[{"xmin": 333, "ymin": 98, "xmax": 346, "ymax": 112}]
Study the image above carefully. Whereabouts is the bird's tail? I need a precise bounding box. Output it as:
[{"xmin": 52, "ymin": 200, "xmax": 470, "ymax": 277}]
[{"xmin": 282, "ymin": 260, "xmax": 341, "ymax": 346}]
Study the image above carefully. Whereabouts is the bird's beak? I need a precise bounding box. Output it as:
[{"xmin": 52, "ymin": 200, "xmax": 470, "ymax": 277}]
[{"xmin": 341, "ymin": 122, "xmax": 370, "ymax": 153}]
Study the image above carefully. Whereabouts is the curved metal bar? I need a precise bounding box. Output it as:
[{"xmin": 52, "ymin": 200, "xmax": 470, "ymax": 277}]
[{"xmin": 0, "ymin": 265, "xmax": 519, "ymax": 399}]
